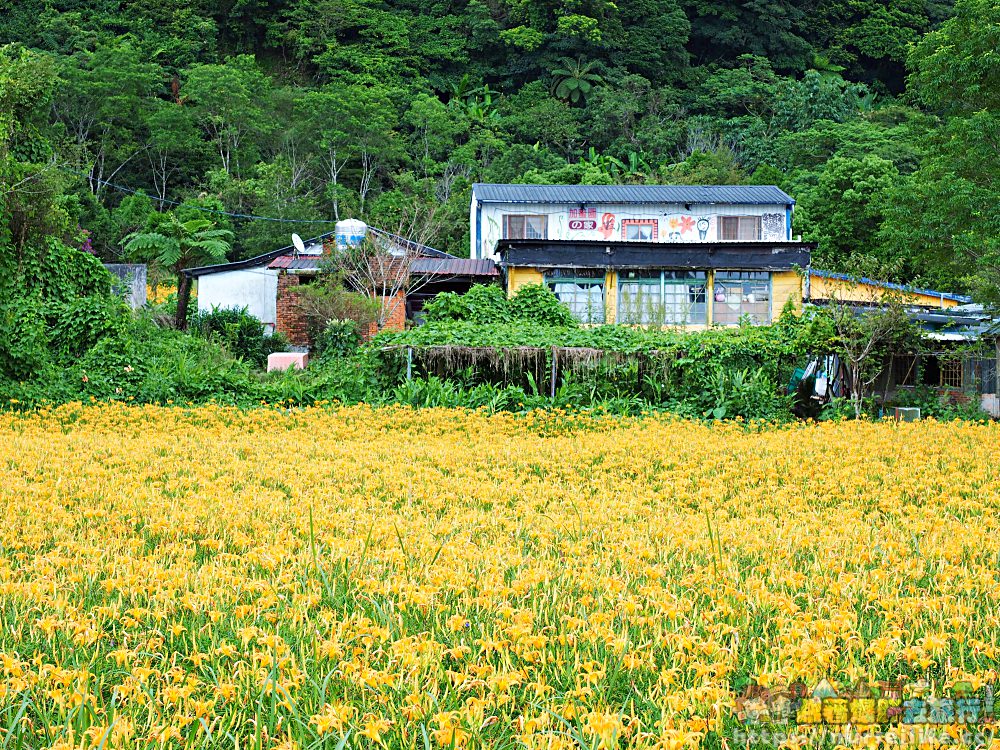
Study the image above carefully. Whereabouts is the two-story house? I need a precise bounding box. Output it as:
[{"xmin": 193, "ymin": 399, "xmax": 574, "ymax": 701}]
[{"xmin": 470, "ymin": 183, "xmax": 815, "ymax": 327}]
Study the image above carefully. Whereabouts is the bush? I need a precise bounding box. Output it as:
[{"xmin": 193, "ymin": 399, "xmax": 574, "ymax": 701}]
[
  {"xmin": 295, "ymin": 277, "xmax": 378, "ymax": 342},
  {"xmin": 0, "ymin": 296, "xmax": 51, "ymax": 380},
  {"xmin": 190, "ymin": 307, "xmax": 288, "ymax": 368},
  {"xmin": 422, "ymin": 283, "xmax": 577, "ymax": 328},
  {"xmin": 423, "ymin": 284, "xmax": 513, "ymax": 324},
  {"xmin": 508, "ymin": 284, "xmax": 577, "ymax": 327},
  {"xmin": 315, "ymin": 319, "xmax": 361, "ymax": 359},
  {"xmin": 888, "ymin": 385, "xmax": 990, "ymax": 421},
  {"xmin": 47, "ymin": 294, "xmax": 131, "ymax": 359}
]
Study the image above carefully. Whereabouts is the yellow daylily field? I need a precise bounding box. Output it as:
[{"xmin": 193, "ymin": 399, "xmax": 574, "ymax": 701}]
[{"xmin": 2, "ymin": 404, "xmax": 1000, "ymax": 749}]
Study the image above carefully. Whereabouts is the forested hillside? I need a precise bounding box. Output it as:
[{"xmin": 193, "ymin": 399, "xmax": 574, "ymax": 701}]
[{"xmin": 1, "ymin": 0, "xmax": 998, "ymax": 299}]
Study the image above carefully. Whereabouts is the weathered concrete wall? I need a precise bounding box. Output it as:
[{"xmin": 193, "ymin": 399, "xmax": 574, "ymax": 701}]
[{"xmin": 103, "ymin": 264, "xmax": 147, "ymax": 309}]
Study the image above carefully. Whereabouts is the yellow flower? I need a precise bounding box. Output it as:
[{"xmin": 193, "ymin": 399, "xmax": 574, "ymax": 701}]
[{"xmin": 311, "ymin": 703, "xmax": 357, "ymax": 735}]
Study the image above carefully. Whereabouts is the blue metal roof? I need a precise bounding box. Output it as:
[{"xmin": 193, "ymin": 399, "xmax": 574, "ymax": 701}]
[
  {"xmin": 808, "ymin": 269, "xmax": 973, "ymax": 304},
  {"xmin": 472, "ymin": 183, "xmax": 794, "ymax": 206}
]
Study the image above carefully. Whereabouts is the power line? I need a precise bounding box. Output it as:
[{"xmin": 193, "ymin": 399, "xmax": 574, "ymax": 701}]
[{"xmin": 62, "ymin": 166, "xmax": 340, "ymax": 225}]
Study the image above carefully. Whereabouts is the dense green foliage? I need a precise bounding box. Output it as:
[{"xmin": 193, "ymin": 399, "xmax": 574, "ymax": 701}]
[
  {"xmin": 0, "ymin": 0, "xmax": 996, "ymax": 422},
  {"xmin": 424, "ymin": 283, "xmax": 577, "ymax": 327},
  {"xmin": 1, "ymin": 0, "xmax": 997, "ymax": 299},
  {"xmin": 189, "ymin": 306, "xmax": 289, "ymax": 367}
]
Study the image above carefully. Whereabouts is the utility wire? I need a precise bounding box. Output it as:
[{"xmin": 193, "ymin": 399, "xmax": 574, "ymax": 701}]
[{"xmin": 60, "ymin": 166, "xmax": 340, "ymax": 225}]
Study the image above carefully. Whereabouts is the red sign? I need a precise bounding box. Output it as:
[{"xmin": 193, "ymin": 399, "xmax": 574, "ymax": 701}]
[{"xmin": 569, "ymin": 207, "xmax": 597, "ymax": 231}]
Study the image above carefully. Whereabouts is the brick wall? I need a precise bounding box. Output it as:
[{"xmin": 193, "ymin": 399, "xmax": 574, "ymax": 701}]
[
  {"xmin": 275, "ymin": 273, "xmax": 310, "ymax": 346},
  {"xmin": 360, "ymin": 291, "xmax": 407, "ymax": 341},
  {"xmin": 278, "ymin": 272, "xmax": 407, "ymax": 346}
]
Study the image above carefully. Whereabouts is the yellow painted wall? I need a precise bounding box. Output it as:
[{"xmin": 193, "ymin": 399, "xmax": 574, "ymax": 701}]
[
  {"xmin": 604, "ymin": 271, "xmax": 617, "ymax": 324},
  {"xmin": 506, "ymin": 267, "xmax": 544, "ymax": 296},
  {"xmin": 771, "ymin": 271, "xmax": 803, "ymax": 321},
  {"xmin": 809, "ymin": 274, "xmax": 961, "ymax": 309},
  {"xmin": 506, "ymin": 266, "xmax": 805, "ymax": 327}
]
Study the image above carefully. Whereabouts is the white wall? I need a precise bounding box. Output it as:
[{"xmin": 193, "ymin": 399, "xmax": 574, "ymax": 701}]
[
  {"xmin": 471, "ymin": 200, "xmax": 791, "ymax": 260},
  {"xmin": 196, "ymin": 268, "xmax": 279, "ymax": 333}
]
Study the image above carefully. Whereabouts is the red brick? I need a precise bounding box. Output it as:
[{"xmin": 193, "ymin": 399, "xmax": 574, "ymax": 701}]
[{"xmin": 275, "ymin": 272, "xmax": 310, "ymax": 347}]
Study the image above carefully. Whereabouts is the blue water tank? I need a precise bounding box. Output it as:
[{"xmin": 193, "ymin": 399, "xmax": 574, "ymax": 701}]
[{"xmin": 335, "ymin": 219, "xmax": 367, "ymax": 249}]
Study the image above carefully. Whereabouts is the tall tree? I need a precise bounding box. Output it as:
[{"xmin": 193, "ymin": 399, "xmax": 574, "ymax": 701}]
[
  {"xmin": 882, "ymin": 0, "xmax": 1000, "ymax": 301},
  {"xmin": 50, "ymin": 41, "xmax": 162, "ymax": 198},
  {"xmin": 183, "ymin": 55, "xmax": 272, "ymax": 177},
  {"xmin": 299, "ymin": 83, "xmax": 399, "ymax": 219}
]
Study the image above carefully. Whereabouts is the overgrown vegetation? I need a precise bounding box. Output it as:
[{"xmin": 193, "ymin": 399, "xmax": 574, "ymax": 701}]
[
  {"xmin": 1, "ymin": 0, "xmax": 998, "ymax": 300},
  {"xmin": 4, "ymin": 262, "xmax": 984, "ymax": 422}
]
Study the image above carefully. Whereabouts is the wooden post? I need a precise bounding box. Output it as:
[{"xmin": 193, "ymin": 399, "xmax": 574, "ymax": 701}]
[
  {"xmin": 406, "ymin": 347, "xmax": 413, "ymax": 382},
  {"xmin": 550, "ymin": 346, "xmax": 558, "ymax": 399}
]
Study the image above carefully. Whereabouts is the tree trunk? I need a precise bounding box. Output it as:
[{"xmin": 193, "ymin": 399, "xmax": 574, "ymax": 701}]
[
  {"xmin": 850, "ymin": 363, "xmax": 863, "ymax": 418},
  {"xmin": 175, "ymin": 271, "xmax": 192, "ymax": 330}
]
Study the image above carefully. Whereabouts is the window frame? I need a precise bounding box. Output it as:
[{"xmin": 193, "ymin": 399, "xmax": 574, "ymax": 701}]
[
  {"xmin": 621, "ymin": 219, "xmax": 659, "ymax": 241},
  {"xmin": 940, "ymin": 358, "xmax": 963, "ymax": 389},
  {"xmin": 892, "ymin": 354, "xmax": 918, "ymax": 388},
  {"xmin": 545, "ymin": 268, "xmax": 606, "ymax": 324},
  {"xmin": 711, "ymin": 271, "xmax": 772, "ymax": 326},
  {"xmin": 617, "ymin": 270, "xmax": 708, "ymax": 326},
  {"xmin": 975, "ymin": 357, "xmax": 998, "ymax": 394},
  {"xmin": 719, "ymin": 215, "xmax": 762, "ymax": 241},
  {"xmin": 503, "ymin": 214, "xmax": 548, "ymax": 240}
]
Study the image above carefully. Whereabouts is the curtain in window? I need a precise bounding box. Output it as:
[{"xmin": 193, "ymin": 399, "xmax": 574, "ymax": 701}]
[
  {"xmin": 720, "ymin": 216, "xmax": 761, "ymax": 241},
  {"xmin": 712, "ymin": 271, "xmax": 770, "ymax": 325},
  {"xmin": 505, "ymin": 215, "xmax": 547, "ymax": 239},
  {"xmin": 617, "ymin": 271, "xmax": 707, "ymax": 325}
]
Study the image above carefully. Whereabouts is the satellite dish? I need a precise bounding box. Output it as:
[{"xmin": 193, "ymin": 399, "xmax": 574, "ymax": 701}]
[{"xmin": 291, "ymin": 233, "xmax": 306, "ymax": 255}]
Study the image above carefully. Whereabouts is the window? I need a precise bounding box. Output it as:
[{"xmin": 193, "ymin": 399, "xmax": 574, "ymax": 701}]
[
  {"xmin": 940, "ymin": 358, "xmax": 963, "ymax": 388},
  {"xmin": 719, "ymin": 216, "xmax": 762, "ymax": 241},
  {"xmin": 618, "ymin": 271, "xmax": 707, "ymax": 326},
  {"xmin": 504, "ymin": 214, "xmax": 547, "ymax": 240},
  {"xmin": 893, "ymin": 354, "xmax": 917, "ymax": 387},
  {"xmin": 975, "ymin": 358, "xmax": 997, "ymax": 394},
  {"xmin": 621, "ymin": 219, "xmax": 658, "ymax": 241},
  {"xmin": 712, "ymin": 271, "xmax": 771, "ymax": 325},
  {"xmin": 546, "ymin": 268, "xmax": 605, "ymax": 324}
]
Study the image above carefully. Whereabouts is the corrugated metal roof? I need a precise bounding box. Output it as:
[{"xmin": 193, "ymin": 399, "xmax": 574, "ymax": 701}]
[
  {"xmin": 266, "ymin": 255, "xmax": 498, "ymax": 276},
  {"xmin": 808, "ymin": 269, "xmax": 972, "ymax": 303},
  {"xmin": 268, "ymin": 255, "xmax": 324, "ymax": 271},
  {"xmin": 410, "ymin": 258, "xmax": 498, "ymax": 276},
  {"xmin": 184, "ymin": 228, "xmax": 457, "ymax": 277},
  {"xmin": 473, "ymin": 183, "xmax": 794, "ymax": 205}
]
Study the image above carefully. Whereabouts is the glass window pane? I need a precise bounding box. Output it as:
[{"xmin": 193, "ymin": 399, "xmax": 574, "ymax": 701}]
[
  {"xmin": 617, "ymin": 271, "xmax": 707, "ymax": 325},
  {"xmin": 720, "ymin": 217, "xmax": 738, "ymax": 240},
  {"xmin": 546, "ymin": 269, "xmax": 605, "ymax": 323},
  {"xmin": 625, "ymin": 224, "xmax": 654, "ymax": 240},
  {"xmin": 738, "ymin": 217, "xmax": 761, "ymax": 240},
  {"xmin": 720, "ymin": 216, "xmax": 761, "ymax": 241},
  {"xmin": 504, "ymin": 215, "xmax": 547, "ymax": 239},
  {"xmin": 712, "ymin": 271, "xmax": 771, "ymax": 325}
]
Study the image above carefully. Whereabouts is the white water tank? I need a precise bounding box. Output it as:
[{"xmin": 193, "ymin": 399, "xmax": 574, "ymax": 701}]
[{"xmin": 335, "ymin": 219, "xmax": 367, "ymax": 249}]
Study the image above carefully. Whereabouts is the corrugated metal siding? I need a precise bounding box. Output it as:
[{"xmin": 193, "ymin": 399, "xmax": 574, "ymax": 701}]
[{"xmin": 472, "ymin": 183, "xmax": 794, "ymax": 206}]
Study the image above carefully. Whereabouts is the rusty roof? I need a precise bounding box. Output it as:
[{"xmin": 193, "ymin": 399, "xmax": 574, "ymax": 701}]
[
  {"xmin": 268, "ymin": 255, "xmax": 323, "ymax": 271},
  {"xmin": 267, "ymin": 255, "xmax": 497, "ymax": 276},
  {"xmin": 410, "ymin": 258, "xmax": 498, "ymax": 277}
]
